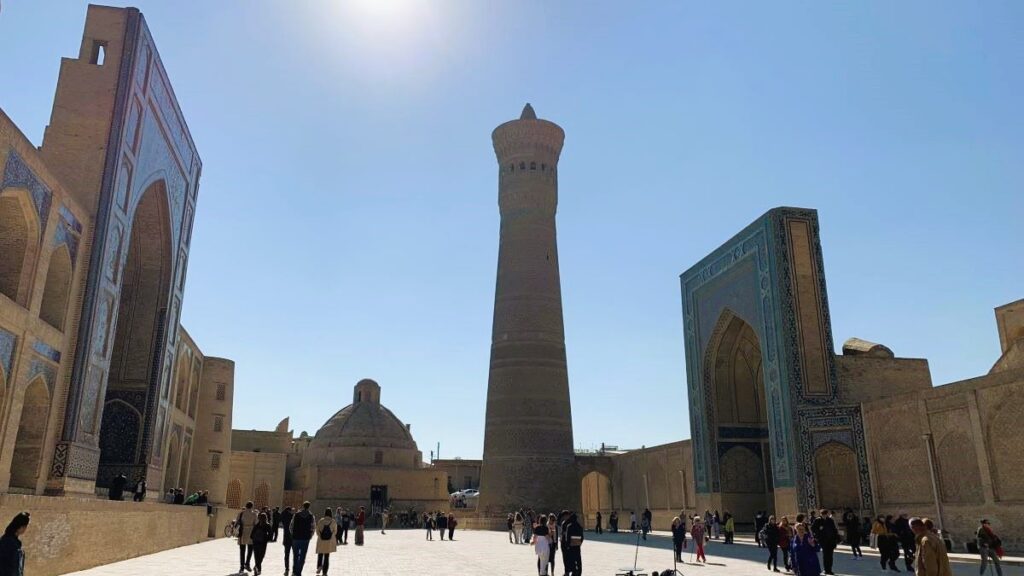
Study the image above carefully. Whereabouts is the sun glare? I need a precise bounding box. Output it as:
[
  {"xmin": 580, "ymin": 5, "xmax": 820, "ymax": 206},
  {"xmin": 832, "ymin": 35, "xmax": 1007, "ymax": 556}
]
[{"xmin": 311, "ymin": 0, "xmax": 451, "ymax": 86}]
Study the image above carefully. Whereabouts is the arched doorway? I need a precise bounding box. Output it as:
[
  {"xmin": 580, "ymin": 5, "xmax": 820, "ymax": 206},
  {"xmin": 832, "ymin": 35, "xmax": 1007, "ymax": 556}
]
[
  {"xmin": 97, "ymin": 182, "xmax": 172, "ymax": 488},
  {"xmin": 255, "ymin": 480, "xmax": 270, "ymax": 509},
  {"xmin": 10, "ymin": 377, "xmax": 51, "ymax": 490},
  {"xmin": 39, "ymin": 245, "xmax": 73, "ymax": 331},
  {"xmin": 581, "ymin": 471, "xmax": 612, "ymax": 529},
  {"xmin": 0, "ymin": 192, "xmax": 40, "ymax": 306},
  {"xmin": 709, "ymin": 313, "xmax": 772, "ymax": 523},
  {"xmin": 177, "ymin": 436, "xmax": 191, "ymax": 489},
  {"xmin": 814, "ymin": 442, "xmax": 860, "ymax": 511},
  {"xmin": 226, "ymin": 479, "xmax": 243, "ymax": 509},
  {"xmin": 164, "ymin": 433, "xmax": 181, "ymax": 491}
]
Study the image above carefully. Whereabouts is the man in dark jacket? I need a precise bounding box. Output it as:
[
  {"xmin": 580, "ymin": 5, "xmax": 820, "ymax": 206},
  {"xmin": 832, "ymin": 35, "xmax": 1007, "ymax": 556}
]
[
  {"xmin": 811, "ymin": 509, "xmax": 840, "ymax": 575},
  {"xmin": 109, "ymin": 474, "xmax": 127, "ymax": 501},
  {"xmin": 280, "ymin": 506, "xmax": 295, "ymax": 575},
  {"xmin": 271, "ymin": 507, "xmax": 280, "ymax": 542},
  {"xmin": 895, "ymin": 512, "xmax": 916, "ymax": 571},
  {"xmin": 564, "ymin": 513, "xmax": 585, "ymax": 576},
  {"xmin": 559, "ymin": 511, "xmax": 572, "ymax": 574},
  {"xmin": 289, "ymin": 502, "xmax": 316, "ymax": 576}
]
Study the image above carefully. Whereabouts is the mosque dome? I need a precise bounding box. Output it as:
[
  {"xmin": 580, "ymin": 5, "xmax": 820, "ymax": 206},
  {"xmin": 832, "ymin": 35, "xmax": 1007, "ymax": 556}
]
[{"xmin": 302, "ymin": 379, "xmax": 422, "ymax": 469}]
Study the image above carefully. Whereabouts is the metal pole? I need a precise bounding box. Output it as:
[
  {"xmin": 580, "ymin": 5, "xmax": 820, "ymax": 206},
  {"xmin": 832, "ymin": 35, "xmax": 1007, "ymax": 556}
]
[{"xmin": 922, "ymin": 433, "xmax": 944, "ymax": 530}]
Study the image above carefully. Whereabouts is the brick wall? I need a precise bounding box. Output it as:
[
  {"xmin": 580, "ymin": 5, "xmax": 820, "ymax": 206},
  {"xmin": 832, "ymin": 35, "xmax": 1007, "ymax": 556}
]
[{"xmin": 0, "ymin": 494, "xmax": 207, "ymax": 575}]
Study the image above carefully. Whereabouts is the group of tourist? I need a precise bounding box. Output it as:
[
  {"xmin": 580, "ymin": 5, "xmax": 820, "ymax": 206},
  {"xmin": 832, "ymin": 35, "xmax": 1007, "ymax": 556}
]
[
  {"xmin": 513, "ymin": 509, "xmax": 584, "ymax": 576},
  {"xmin": 422, "ymin": 510, "xmax": 457, "ymax": 540},
  {"xmin": 105, "ymin": 474, "xmax": 148, "ymax": 502},
  {"xmin": 235, "ymin": 501, "xmax": 370, "ymax": 576},
  {"xmin": 163, "ymin": 487, "xmax": 210, "ymax": 507}
]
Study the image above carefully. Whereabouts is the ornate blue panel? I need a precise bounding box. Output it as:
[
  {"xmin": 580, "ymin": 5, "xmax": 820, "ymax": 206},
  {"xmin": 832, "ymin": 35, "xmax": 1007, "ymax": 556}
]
[
  {"xmin": 53, "ymin": 205, "xmax": 82, "ymax": 266},
  {"xmin": 0, "ymin": 328, "xmax": 16, "ymax": 380},
  {"xmin": 770, "ymin": 210, "xmax": 840, "ymax": 404},
  {"xmin": 58, "ymin": 204, "xmax": 82, "ymax": 234},
  {"xmin": 2, "ymin": 151, "xmax": 52, "ymax": 235},
  {"xmin": 681, "ymin": 210, "xmax": 796, "ymax": 491},
  {"xmin": 797, "ymin": 405, "xmax": 875, "ymax": 512},
  {"xmin": 32, "ymin": 340, "xmax": 61, "ymax": 363},
  {"xmin": 27, "ymin": 358, "xmax": 57, "ymax": 396}
]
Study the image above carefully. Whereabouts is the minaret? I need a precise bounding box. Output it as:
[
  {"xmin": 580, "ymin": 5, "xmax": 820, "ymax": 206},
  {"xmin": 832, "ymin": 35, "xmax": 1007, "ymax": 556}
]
[{"xmin": 479, "ymin": 104, "xmax": 579, "ymax": 514}]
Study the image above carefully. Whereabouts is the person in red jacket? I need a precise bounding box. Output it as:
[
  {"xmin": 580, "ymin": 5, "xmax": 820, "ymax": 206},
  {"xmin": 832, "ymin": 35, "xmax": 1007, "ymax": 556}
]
[{"xmin": 355, "ymin": 506, "xmax": 366, "ymax": 546}]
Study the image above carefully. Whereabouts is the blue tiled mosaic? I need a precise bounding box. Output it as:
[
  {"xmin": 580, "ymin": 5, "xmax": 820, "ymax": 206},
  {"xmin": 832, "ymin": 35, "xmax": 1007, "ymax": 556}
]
[
  {"xmin": 27, "ymin": 358, "xmax": 56, "ymax": 396},
  {"xmin": 58, "ymin": 204, "xmax": 82, "ymax": 234},
  {"xmin": 53, "ymin": 208, "xmax": 81, "ymax": 266},
  {"xmin": 0, "ymin": 328, "xmax": 15, "ymax": 380},
  {"xmin": 32, "ymin": 340, "xmax": 61, "ymax": 363},
  {"xmin": 2, "ymin": 151, "xmax": 52, "ymax": 235}
]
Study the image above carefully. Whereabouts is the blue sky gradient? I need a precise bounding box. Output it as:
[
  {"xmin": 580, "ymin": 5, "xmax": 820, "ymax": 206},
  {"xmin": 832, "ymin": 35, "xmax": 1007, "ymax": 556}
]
[{"xmin": 1, "ymin": 1, "xmax": 1021, "ymax": 459}]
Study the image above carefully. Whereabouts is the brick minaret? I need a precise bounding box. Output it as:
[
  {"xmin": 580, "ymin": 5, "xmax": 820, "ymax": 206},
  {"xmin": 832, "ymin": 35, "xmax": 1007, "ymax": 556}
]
[{"xmin": 479, "ymin": 104, "xmax": 579, "ymax": 514}]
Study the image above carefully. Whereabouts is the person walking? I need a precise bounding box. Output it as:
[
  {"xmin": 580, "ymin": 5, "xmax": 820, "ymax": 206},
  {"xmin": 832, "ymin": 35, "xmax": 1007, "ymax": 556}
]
[
  {"xmin": 338, "ymin": 509, "xmax": 349, "ymax": 545},
  {"xmin": 724, "ymin": 512, "xmax": 735, "ymax": 544},
  {"xmin": 447, "ymin": 513, "xmax": 457, "ymax": 541},
  {"xmin": 791, "ymin": 523, "xmax": 822, "ymax": 576},
  {"xmin": 842, "ymin": 508, "xmax": 863, "ymax": 559},
  {"xmin": 690, "ymin": 516, "xmax": 707, "ymax": 564},
  {"xmin": 976, "ymin": 519, "xmax": 1003, "ymax": 576},
  {"xmin": 251, "ymin": 512, "xmax": 273, "ymax": 576},
  {"xmin": 642, "ymin": 508, "xmax": 652, "ymax": 541},
  {"xmin": 595, "ymin": 510, "xmax": 603, "ymax": 535},
  {"xmin": 354, "ymin": 506, "xmax": 365, "ymax": 546},
  {"xmin": 778, "ymin": 516, "xmax": 793, "ymax": 572},
  {"xmin": 427, "ymin": 512, "xmax": 435, "ymax": 541},
  {"xmin": 671, "ymin": 517, "xmax": 687, "ymax": 562},
  {"xmin": 532, "ymin": 513, "xmax": 551, "ymax": 576},
  {"xmin": 813, "ymin": 509, "xmax": 839, "ymax": 575},
  {"xmin": 280, "ymin": 506, "xmax": 295, "ymax": 576},
  {"xmin": 763, "ymin": 514, "xmax": 780, "ymax": 572},
  {"xmin": 270, "ymin": 507, "xmax": 281, "ymax": 543},
  {"xmin": 875, "ymin": 515, "xmax": 901, "ymax": 572},
  {"xmin": 0, "ymin": 512, "xmax": 30, "ymax": 576},
  {"xmin": 895, "ymin": 513, "xmax": 916, "ymax": 572},
  {"xmin": 315, "ymin": 508, "xmax": 338, "ymax": 576},
  {"xmin": 547, "ymin": 513, "xmax": 558, "ymax": 576},
  {"xmin": 610, "ymin": 510, "xmax": 619, "ymax": 533},
  {"xmin": 437, "ymin": 510, "xmax": 448, "ymax": 541},
  {"xmin": 513, "ymin": 512, "xmax": 524, "ymax": 545},
  {"xmin": 911, "ymin": 518, "xmax": 951, "ymax": 576},
  {"xmin": 380, "ymin": 508, "xmax": 389, "ymax": 535},
  {"xmin": 236, "ymin": 501, "xmax": 258, "ymax": 574},
  {"xmin": 755, "ymin": 511, "xmax": 766, "ymax": 548},
  {"xmin": 290, "ymin": 501, "xmax": 316, "ymax": 576}
]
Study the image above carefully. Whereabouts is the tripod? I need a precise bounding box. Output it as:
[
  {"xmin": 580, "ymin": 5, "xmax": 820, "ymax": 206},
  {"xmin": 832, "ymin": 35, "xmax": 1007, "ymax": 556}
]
[{"xmin": 615, "ymin": 529, "xmax": 645, "ymax": 576}]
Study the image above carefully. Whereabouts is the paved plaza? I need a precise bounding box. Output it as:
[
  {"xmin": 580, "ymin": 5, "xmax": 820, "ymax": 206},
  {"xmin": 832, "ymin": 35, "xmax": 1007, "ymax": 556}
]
[{"xmin": 67, "ymin": 529, "xmax": 1022, "ymax": 576}]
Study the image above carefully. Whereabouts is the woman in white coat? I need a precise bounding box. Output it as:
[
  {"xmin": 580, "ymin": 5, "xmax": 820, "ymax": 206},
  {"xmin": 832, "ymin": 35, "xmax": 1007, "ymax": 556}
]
[{"xmin": 315, "ymin": 508, "xmax": 338, "ymax": 576}]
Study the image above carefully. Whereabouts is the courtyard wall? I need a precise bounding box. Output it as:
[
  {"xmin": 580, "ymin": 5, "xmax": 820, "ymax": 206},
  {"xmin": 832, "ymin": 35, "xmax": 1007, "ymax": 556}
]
[{"xmin": 0, "ymin": 494, "xmax": 207, "ymax": 575}]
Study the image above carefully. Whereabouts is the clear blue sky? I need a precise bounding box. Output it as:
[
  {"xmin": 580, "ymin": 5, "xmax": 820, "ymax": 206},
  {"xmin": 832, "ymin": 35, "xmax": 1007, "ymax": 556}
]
[{"xmin": 2, "ymin": 2, "xmax": 1021, "ymax": 459}]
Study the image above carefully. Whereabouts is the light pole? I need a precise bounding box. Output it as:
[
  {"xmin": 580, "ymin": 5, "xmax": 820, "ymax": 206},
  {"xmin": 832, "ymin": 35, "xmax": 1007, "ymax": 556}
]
[{"xmin": 922, "ymin": 433, "xmax": 945, "ymax": 531}]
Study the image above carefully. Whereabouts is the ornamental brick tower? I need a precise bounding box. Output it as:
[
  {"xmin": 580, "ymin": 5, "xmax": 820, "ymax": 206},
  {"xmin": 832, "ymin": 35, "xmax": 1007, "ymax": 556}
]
[{"xmin": 479, "ymin": 104, "xmax": 580, "ymax": 514}]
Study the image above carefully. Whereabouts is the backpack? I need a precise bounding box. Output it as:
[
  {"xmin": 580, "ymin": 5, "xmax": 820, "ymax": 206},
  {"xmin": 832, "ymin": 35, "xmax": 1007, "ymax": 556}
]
[{"xmin": 320, "ymin": 521, "xmax": 333, "ymax": 541}]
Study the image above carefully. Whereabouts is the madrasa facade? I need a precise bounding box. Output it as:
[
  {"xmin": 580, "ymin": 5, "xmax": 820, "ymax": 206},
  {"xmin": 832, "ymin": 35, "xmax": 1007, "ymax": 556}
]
[{"xmin": 0, "ymin": 5, "xmax": 236, "ymax": 507}]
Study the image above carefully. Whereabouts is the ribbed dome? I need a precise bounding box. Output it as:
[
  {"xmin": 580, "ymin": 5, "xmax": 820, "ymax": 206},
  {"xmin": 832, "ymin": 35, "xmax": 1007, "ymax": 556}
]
[
  {"xmin": 308, "ymin": 379, "xmax": 416, "ymax": 451},
  {"xmin": 311, "ymin": 402, "xmax": 416, "ymax": 449}
]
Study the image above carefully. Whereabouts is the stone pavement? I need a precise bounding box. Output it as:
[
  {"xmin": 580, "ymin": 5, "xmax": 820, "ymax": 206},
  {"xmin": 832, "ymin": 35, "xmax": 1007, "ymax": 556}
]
[{"xmin": 66, "ymin": 529, "xmax": 1023, "ymax": 576}]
